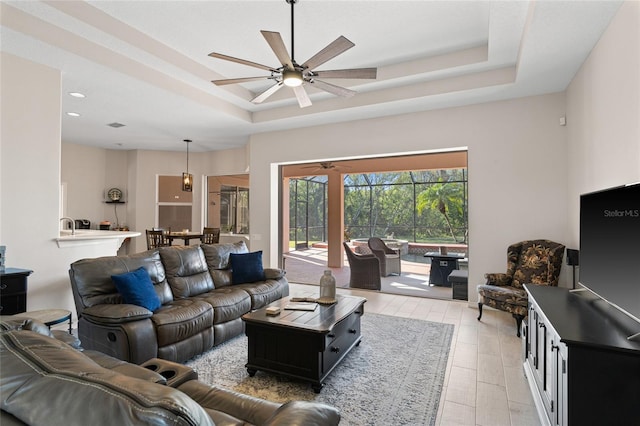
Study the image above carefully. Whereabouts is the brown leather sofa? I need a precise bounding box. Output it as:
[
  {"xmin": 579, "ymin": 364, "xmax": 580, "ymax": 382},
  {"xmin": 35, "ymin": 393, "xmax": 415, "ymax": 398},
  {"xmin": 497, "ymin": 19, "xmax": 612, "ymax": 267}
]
[
  {"xmin": 69, "ymin": 241, "xmax": 288, "ymax": 364},
  {"xmin": 0, "ymin": 319, "xmax": 340, "ymax": 426}
]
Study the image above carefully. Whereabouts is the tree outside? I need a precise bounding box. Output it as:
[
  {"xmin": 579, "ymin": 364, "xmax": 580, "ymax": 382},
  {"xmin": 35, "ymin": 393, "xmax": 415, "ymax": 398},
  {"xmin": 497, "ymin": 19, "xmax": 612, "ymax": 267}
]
[{"xmin": 291, "ymin": 168, "xmax": 468, "ymax": 245}]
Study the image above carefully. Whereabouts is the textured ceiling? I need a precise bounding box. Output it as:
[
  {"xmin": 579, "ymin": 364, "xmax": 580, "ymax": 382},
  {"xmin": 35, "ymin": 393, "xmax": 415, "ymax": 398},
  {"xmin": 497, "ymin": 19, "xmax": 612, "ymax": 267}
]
[{"xmin": 0, "ymin": 0, "xmax": 622, "ymax": 152}]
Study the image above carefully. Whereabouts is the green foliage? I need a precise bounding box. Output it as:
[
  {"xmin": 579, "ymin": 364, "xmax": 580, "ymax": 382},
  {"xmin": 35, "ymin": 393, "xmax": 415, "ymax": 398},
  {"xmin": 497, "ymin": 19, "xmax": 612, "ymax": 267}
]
[{"xmin": 290, "ymin": 169, "xmax": 468, "ymax": 245}]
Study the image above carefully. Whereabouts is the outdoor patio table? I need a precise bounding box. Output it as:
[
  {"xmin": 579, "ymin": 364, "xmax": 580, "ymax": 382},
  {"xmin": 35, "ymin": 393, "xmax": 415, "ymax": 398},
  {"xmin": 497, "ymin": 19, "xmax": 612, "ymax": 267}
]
[{"xmin": 423, "ymin": 252, "xmax": 465, "ymax": 286}]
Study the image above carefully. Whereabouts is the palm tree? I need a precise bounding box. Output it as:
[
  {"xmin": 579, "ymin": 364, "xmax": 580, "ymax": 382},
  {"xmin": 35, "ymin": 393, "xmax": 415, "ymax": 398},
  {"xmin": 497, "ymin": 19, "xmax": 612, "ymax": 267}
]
[{"xmin": 416, "ymin": 178, "xmax": 466, "ymax": 243}]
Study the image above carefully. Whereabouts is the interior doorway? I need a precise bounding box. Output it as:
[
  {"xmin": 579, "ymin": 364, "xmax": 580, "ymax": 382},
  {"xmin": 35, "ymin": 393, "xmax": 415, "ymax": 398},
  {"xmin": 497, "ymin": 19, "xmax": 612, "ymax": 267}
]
[{"xmin": 206, "ymin": 174, "xmax": 251, "ymax": 245}]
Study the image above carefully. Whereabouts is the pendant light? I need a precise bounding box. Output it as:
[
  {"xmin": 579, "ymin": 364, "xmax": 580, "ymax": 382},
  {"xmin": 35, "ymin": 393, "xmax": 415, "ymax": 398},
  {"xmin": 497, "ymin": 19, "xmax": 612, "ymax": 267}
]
[{"xmin": 182, "ymin": 139, "xmax": 193, "ymax": 192}]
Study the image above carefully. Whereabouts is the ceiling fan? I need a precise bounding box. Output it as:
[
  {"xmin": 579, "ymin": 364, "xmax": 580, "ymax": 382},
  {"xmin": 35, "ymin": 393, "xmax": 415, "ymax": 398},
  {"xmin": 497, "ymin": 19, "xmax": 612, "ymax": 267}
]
[
  {"xmin": 300, "ymin": 161, "xmax": 351, "ymax": 173},
  {"xmin": 208, "ymin": 0, "xmax": 377, "ymax": 108}
]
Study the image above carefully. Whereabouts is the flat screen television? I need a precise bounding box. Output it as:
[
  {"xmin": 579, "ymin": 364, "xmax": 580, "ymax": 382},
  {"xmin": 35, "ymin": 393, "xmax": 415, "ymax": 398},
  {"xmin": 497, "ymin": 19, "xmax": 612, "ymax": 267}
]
[{"xmin": 579, "ymin": 182, "xmax": 640, "ymax": 324}]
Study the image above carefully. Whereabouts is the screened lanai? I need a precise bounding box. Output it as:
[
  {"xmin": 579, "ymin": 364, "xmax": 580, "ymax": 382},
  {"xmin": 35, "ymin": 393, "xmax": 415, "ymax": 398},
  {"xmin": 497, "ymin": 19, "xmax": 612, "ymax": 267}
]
[{"xmin": 281, "ymin": 151, "xmax": 469, "ymax": 299}]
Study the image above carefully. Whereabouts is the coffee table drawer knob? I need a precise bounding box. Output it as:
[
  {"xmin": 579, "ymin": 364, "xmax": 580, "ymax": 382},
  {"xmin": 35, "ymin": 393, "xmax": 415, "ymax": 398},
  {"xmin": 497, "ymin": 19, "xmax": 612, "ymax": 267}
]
[
  {"xmin": 328, "ymin": 333, "xmax": 335, "ymax": 338},
  {"xmin": 330, "ymin": 346, "xmax": 340, "ymax": 353},
  {"xmin": 349, "ymin": 328, "xmax": 357, "ymax": 334}
]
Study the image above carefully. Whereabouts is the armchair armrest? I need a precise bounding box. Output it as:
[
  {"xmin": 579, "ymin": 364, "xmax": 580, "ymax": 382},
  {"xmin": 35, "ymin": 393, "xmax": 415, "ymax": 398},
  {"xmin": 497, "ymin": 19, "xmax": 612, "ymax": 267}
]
[
  {"xmin": 485, "ymin": 273, "xmax": 512, "ymax": 286},
  {"xmin": 358, "ymin": 253, "xmax": 377, "ymax": 259},
  {"xmin": 82, "ymin": 303, "xmax": 153, "ymax": 325}
]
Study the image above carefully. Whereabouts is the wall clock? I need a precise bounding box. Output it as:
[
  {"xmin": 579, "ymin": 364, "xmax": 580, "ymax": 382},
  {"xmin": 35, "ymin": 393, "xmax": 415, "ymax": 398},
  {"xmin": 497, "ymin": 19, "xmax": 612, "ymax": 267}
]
[{"xmin": 107, "ymin": 188, "xmax": 123, "ymax": 202}]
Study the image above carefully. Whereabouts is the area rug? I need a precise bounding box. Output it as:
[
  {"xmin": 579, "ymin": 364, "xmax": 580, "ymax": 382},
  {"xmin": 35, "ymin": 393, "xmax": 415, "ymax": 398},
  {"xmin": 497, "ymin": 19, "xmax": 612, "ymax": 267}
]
[{"xmin": 186, "ymin": 313, "xmax": 454, "ymax": 426}]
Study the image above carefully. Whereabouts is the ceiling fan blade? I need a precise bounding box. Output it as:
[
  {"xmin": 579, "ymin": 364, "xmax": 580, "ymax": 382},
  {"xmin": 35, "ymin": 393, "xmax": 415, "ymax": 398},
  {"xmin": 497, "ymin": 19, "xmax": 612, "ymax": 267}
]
[
  {"xmin": 293, "ymin": 85, "xmax": 312, "ymax": 108},
  {"xmin": 208, "ymin": 52, "xmax": 277, "ymax": 72},
  {"xmin": 251, "ymin": 82, "xmax": 284, "ymax": 104},
  {"xmin": 311, "ymin": 68, "xmax": 377, "ymax": 79},
  {"xmin": 301, "ymin": 36, "xmax": 355, "ymax": 71},
  {"xmin": 261, "ymin": 31, "xmax": 294, "ymax": 69},
  {"xmin": 310, "ymin": 79, "xmax": 356, "ymax": 98},
  {"xmin": 212, "ymin": 76, "xmax": 270, "ymax": 86}
]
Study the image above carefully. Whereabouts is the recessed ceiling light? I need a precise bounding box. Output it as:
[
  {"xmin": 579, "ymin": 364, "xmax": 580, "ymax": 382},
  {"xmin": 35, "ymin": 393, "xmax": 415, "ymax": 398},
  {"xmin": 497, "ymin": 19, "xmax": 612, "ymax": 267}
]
[
  {"xmin": 69, "ymin": 92, "xmax": 85, "ymax": 98},
  {"xmin": 66, "ymin": 112, "xmax": 81, "ymax": 117}
]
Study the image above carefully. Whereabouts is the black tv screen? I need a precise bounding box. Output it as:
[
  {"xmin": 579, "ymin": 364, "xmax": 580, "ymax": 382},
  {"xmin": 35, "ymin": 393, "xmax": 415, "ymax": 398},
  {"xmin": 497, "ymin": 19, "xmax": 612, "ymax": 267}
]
[{"xmin": 579, "ymin": 183, "xmax": 640, "ymax": 323}]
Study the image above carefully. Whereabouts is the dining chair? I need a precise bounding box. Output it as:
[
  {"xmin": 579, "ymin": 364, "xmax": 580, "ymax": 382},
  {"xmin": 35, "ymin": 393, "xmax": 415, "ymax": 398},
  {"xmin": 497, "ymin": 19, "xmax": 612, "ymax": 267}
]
[
  {"xmin": 201, "ymin": 227, "xmax": 221, "ymax": 244},
  {"xmin": 146, "ymin": 228, "xmax": 171, "ymax": 250}
]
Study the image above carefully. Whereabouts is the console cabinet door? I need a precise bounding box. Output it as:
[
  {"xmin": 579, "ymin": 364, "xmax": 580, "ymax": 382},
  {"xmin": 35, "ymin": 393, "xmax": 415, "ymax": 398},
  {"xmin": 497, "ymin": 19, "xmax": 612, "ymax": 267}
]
[
  {"xmin": 555, "ymin": 344, "xmax": 568, "ymax": 426},
  {"xmin": 526, "ymin": 306, "xmax": 535, "ymax": 365},
  {"xmin": 538, "ymin": 318, "xmax": 553, "ymax": 415}
]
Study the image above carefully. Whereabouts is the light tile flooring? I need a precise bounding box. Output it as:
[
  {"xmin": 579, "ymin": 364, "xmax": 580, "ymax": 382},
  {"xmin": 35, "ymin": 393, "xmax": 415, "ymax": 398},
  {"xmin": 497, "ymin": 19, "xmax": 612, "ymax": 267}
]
[{"xmin": 289, "ymin": 282, "xmax": 541, "ymax": 426}]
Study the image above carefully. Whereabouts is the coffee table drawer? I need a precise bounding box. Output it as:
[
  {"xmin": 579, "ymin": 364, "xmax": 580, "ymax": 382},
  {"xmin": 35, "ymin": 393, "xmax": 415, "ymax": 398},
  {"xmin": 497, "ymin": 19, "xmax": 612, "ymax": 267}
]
[{"xmin": 323, "ymin": 313, "xmax": 361, "ymax": 373}]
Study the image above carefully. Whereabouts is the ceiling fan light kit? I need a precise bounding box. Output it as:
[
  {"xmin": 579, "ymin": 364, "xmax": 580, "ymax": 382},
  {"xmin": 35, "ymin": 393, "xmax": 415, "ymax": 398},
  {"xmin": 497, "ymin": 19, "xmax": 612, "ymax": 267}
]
[
  {"xmin": 209, "ymin": 0, "xmax": 377, "ymax": 108},
  {"xmin": 282, "ymin": 69, "xmax": 303, "ymax": 87}
]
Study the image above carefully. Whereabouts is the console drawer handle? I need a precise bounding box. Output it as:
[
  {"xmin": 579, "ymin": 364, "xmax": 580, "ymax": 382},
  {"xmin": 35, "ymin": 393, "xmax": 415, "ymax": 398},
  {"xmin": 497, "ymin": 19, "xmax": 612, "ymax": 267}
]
[
  {"xmin": 330, "ymin": 346, "xmax": 340, "ymax": 353},
  {"xmin": 327, "ymin": 333, "xmax": 335, "ymax": 338},
  {"xmin": 348, "ymin": 328, "xmax": 357, "ymax": 334}
]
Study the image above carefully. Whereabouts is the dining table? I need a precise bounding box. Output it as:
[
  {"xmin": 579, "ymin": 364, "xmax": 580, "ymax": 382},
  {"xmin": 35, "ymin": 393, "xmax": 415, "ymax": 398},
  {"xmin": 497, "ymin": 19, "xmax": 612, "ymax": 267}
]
[{"xmin": 167, "ymin": 231, "xmax": 203, "ymax": 246}]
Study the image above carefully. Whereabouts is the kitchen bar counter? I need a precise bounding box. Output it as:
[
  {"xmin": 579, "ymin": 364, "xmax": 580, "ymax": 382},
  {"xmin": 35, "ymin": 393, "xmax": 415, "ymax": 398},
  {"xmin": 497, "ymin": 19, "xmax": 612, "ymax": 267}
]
[{"xmin": 55, "ymin": 230, "xmax": 140, "ymax": 249}]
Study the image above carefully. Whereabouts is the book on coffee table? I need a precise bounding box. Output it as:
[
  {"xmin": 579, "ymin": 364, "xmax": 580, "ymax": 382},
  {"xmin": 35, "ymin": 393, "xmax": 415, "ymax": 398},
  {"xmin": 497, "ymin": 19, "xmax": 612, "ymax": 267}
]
[{"xmin": 284, "ymin": 302, "xmax": 318, "ymax": 311}]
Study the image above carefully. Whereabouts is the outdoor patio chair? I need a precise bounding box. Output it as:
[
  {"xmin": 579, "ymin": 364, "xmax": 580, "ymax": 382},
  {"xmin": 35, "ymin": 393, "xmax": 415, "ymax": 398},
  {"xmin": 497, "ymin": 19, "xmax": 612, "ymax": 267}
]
[
  {"xmin": 477, "ymin": 239, "xmax": 565, "ymax": 336},
  {"xmin": 201, "ymin": 227, "xmax": 220, "ymax": 244},
  {"xmin": 368, "ymin": 237, "xmax": 401, "ymax": 276},
  {"xmin": 343, "ymin": 242, "xmax": 381, "ymax": 290}
]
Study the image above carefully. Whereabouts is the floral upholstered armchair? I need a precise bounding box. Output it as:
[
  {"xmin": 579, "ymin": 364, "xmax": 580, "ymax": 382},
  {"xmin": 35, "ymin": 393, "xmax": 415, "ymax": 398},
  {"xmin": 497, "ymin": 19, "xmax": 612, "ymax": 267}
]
[{"xmin": 477, "ymin": 239, "xmax": 565, "ymax": 336}]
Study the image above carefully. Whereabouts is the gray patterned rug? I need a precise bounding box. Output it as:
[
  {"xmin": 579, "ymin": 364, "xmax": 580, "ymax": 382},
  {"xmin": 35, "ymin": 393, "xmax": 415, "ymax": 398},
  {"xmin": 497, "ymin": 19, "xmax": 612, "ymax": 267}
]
[{"xmin": 186, "ymin": 314, "xmax": 454, "ymax": 426}]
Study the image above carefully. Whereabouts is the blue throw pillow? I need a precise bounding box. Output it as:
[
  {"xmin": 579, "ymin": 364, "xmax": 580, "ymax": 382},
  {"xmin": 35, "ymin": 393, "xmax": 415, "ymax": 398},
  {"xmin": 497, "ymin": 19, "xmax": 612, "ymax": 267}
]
[
  {"xmin": 230, "ymin": 251, "xmax": 265, "ymax": 284},
  {"xmin": 111, "ymin": 267, "xmax": 161, "ymax": 312}
]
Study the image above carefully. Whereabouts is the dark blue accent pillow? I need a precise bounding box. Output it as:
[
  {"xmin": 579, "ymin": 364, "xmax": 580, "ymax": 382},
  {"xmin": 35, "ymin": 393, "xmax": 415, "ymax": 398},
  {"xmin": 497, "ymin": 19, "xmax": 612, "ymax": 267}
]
[
  {"xmin": 111, "ymin": 267, "xmax": 161, "ymax": 312},
  {"xmin": 230, "ymin": 251, "xmax": 265, "ymax": 284}
]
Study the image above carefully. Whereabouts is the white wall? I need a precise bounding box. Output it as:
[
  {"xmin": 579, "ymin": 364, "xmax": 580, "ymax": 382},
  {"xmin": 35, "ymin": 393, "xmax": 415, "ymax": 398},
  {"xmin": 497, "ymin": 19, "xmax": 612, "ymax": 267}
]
[
  {"xmin": 0, "ymin": 53, "xmax": 131, "ymax": 324},
  {"xmin": 61, "ymin": 143, "xmax": 108, "ymax": 227},
  {"xmin": 249, "ymin": 93, "xmax": 570, "ymax": 303},
  {"xmin": 566, "ymin": 0, "xmax": 640, "ymax": 248}
]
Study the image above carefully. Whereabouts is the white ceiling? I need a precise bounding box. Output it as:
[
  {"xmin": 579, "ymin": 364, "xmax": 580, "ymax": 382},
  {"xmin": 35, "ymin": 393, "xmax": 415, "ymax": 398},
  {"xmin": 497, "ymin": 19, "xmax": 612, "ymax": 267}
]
[{"xmin": 0, "ymin": 0, "xmax": 622, "ymax": 152}]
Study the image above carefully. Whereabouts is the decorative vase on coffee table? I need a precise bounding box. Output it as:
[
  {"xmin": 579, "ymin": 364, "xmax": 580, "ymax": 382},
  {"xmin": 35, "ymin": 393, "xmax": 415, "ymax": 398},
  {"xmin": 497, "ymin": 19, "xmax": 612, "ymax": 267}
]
[{"xmin": 318, "ymin": 270, "xmax": 337, "ymax": 304}]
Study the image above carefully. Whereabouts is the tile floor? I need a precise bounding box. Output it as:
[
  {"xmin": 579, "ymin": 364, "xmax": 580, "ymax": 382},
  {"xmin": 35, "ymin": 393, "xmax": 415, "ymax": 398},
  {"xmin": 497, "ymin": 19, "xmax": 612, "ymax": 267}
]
[{"xmin": 289, "ymin": 282, "xmax": 541, "ymax": 426}]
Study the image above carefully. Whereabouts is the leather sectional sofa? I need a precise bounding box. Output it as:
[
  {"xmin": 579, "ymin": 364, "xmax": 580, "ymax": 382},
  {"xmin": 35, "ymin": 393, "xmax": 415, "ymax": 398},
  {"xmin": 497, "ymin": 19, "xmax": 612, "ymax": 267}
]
[
  {"xmin": 0, "ymin": 319, "xmax": 340, "ymax": 426},
  {"xmin": 69, "ymin": 241, "xmax": 289, "ymax": 364}
]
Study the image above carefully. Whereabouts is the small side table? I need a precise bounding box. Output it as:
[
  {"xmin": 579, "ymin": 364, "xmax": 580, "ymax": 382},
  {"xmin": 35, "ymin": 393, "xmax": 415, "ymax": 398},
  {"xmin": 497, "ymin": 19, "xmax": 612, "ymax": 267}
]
[
  {"xmin": 0, "ymin": 268, "xmax": 33, "ymax": 314},
  {"xmin": 448, "ymin": 270, "xmax": 469, "ymax": 301},
  {"xmin": 12, "ymin": 309, "xmax": 72, "ymax": 334}
]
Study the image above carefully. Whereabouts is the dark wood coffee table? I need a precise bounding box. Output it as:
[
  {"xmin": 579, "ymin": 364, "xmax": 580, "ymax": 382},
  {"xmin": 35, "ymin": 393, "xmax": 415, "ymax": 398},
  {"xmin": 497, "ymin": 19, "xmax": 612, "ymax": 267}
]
[{"xmin": 242, "ymin": 295, "xmax": 366, "ymax": 393}]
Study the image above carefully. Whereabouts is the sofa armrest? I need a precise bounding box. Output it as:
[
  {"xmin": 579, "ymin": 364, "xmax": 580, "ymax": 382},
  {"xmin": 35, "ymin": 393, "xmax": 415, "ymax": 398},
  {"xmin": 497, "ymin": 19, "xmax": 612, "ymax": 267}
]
[
  {"xmin": 264, "ymin": 401, "xmax": 341, "ymax": 426},
  {"xmin": 82, "ymin": 303, "xmax": 152, "ymax": 324},
  {"xmin": 177, "ymin": 380, "xmax": 281, "ymax": 425},
  {"xmin": 264, "ymin": 268, "xmax": 285, "ymax": 280},
  {"xmin": 485, "ymin": 273, "xmax": 511, "ymax": 286},
  {"xmin": 83, "ymin": 350, "xmax": 167, "ymax": 385},
  {"xmin": 51, "ymin": 330, "xmax": 83, "ymax": 349}
]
